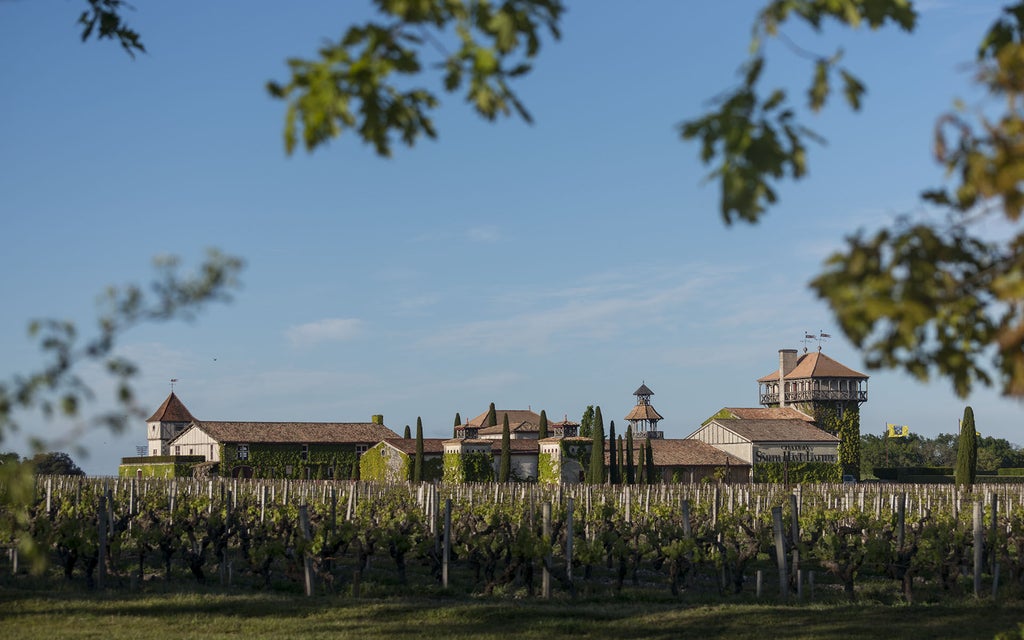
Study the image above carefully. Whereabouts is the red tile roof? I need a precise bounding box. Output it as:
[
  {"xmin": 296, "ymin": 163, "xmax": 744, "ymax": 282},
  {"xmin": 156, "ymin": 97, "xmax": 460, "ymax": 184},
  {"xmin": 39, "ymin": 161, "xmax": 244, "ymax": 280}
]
[
  {"xmin": 720, "ymin": 407, "xmax": 814, "ymax": 421},
  {"xmin": 466, "ymin": 409, "xmax": 542, "ymax": 427},
  {"xmin": 608, "ymin": 439, "xmax": 746, "ymax": 467},
  {"xmin": 757, "ymin": 351, "xmax": 868, "ymax": 383},
  {"xmin": 192, "ymin": 421, "xmax": 399, "ymax": 444},
  {"xmin": 381, "ymin": 438, "xmax": 446, "ymax": 455},
  {"xmin": 709, "ymin": 419, "xmax": 839, "ymax": 443},
  {"xmin": 146, "ymin": 392, "xmax": 196, "ymax": 423}
]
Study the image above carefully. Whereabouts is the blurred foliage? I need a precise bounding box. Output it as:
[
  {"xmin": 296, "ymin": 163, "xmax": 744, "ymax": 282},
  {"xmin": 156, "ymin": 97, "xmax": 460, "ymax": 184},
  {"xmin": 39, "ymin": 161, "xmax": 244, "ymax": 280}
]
[
  {"xmin": 266, "ymin": 0, "xmax": 564, "ymax": 156},
  {"xmin": 78, "ymin": 0, "xmax": 144, "ymax": 57},
  {"xmin": 0, "ymin": 251, "xmax": 242, "ymax": 567},
  {"xmin": 29, "ymin": 452, "xmax": 85, "ymax": 477}
]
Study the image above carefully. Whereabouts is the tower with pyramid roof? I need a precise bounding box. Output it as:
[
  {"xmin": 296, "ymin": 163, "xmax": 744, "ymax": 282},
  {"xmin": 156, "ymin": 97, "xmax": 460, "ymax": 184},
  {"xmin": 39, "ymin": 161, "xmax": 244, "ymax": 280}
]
[
  {"xmin": 757, "ymin": 347, "xmax": 868, "ymax": 478},
  {"xmin": 625, "ymin": 383, "xmax": 664, "ymax": 440},
  {"xmin": 146, "ymin": 392, "xmax": 196, "ymax": 456}
]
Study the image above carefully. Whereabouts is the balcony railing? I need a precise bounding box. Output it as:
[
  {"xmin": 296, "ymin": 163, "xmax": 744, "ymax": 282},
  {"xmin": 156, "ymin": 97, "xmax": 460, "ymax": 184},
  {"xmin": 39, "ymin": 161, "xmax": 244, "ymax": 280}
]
[{"xmin": 759, "ymin": 389, "xmax": 867, "ymax": 405}]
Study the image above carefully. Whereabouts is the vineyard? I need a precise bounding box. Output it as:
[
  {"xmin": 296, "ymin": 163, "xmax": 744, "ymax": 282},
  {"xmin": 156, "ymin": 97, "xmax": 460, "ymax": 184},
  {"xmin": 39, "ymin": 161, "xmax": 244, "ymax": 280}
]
[{"xmin": 4, "ymin": 476, "xmax": 1024, "ymax": 604}]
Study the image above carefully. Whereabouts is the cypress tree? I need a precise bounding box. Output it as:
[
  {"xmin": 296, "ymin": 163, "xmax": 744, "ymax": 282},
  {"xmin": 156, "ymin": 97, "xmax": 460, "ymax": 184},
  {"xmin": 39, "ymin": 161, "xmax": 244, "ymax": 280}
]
[
  {"xmin": 645, "ymin": 438, "xmax": 656, "ymax": 484},
  {"xmin": 625, "ymin": 425, "xmax": 635, "ymax": 484},
  {"xmin": 414, "ymin": 417, "xmax": 424, "ymax": 482},
  {"xmin": 485, "ymin": 402, "xmax": 498, "ymax": 428},
  {"xmin": 453, "ymin": 412, "xmax": 461, "ymax": 437},
  {"xmin": 538, "ymin": 409, "xmax": 549, "ymax": 440},
  {"xmin": 403, "ymin": 424, "xmax": 412, "ymax": 439},
  {"xmin": 580, "ymin": 405, "xmax": 595, "ymax": 438},
  {"xmin": 499, "ymin": 413, "xmax": 511, "ymax": 482},
  {"xmin": 589, "ymin": 406, "xmax": 605, "ymax": 484},
  {"xmin": 608, "ymin": 421, "xmax": 619, "ymax": 484},
  {"xmin": 617, "ymin": 435, "xmax": 624, "ymax": 484},
  {"xmin": 955, "ymin": 406, "xmax": 978, "ymax": 487},
  {"xmin": 637, "ymin": 438, "xmax": 645, "ymax": 484}
]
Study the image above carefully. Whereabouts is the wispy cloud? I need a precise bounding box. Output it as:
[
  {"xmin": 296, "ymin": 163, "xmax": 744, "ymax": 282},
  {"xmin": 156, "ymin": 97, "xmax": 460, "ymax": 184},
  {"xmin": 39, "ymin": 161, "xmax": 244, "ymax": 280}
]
[
  {"xmin": 420, "ymin": 265, "xmax": 736, "ymax": 354},
  {"xmin": 466, "ymin": 226, "xmax": 500, "ymax": 242},
  {"xmin": 286, "ymin": 318, "xmax": 363, "ymax": 347}
]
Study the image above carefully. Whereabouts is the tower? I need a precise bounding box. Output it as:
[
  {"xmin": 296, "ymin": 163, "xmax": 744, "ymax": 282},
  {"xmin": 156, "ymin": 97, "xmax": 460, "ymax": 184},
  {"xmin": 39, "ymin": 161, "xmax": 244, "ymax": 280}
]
[
  {"xmin": 146, "ymin": 391, "xmax": 196, "ymax": 456},
  {"xmin": 756, "ymin": 348, "xmax": 868, "ymax": 424},
  {"xmin": 625, "ymin": 383, "xmax": 664, "ymax": 440}
]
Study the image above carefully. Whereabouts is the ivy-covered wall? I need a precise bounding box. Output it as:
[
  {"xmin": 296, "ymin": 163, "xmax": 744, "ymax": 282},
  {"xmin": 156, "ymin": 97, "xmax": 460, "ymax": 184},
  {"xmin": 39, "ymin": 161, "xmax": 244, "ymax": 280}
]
[
  {"xmin": 537, "ymin": 452, "xmax": 558, "ymax": 484},
  {"xmin": 558, "ymin": 440, "xmax": 590, "ymax": 484},
  {"xmin": 220, "ymin": 442, "xmax": 359, "ymax": 479},
  {"xmin": 361, "ymin": 443, "xmax": 410, "ymax": 482},
  {"xmin": 815, "ymin": 405, "xmax": 861, "ymax": 480},
  {"xmin": 442, "ymin": 451, "xmax": 493, "ymax": 484}
]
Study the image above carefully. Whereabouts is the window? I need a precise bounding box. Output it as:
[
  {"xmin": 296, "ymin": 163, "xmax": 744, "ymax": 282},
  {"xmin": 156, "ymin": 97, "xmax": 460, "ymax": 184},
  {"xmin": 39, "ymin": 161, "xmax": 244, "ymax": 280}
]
[
  {"xmin": 356, "ymin": 444, "xmax": 369, "ymax": 456},
  {"xmin": 174, "ymin": 446, "xmax": 180, "ymax": 455},
  {"xmin": 327, "ymin": 466, "xmax": 334, "ymax": 478},
  {"xmin": 238, "ymin": 444, "xmax": 249, "ymax": 460},
  {"xmin": 301, "ymin": 444, "xmax": 309, "ymax": 461}
]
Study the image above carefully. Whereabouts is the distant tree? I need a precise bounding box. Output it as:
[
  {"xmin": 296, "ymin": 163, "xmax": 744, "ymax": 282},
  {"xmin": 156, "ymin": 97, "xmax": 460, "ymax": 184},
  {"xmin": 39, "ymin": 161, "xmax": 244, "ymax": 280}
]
[
  {"xmin": 588, "ymin": 406, "xmax": 605, "ymax": 484},
  {"xmin": 616, "ymin": 435, "xmax": 624, "ymax": 485},
  {"xmin": 499, "ymin": 413, "xmax": 511, "ymax": 482},
  {"xmin": 454, "ymin": 412, "xmax": 461, "ymax": 426},
  {"xmin": 608, "ymin": 421, "xmax": 618, "ymax": 485},
  {"xmin": 637, "ymin": 438, "xmax": 645, "ymax": 484},
  {"xmin": 538, "ymin": 410, "xmax": 548, "ymax": 440},
  {"xmin": 644, "ymin": 439, "xmax": 656, "ymax": 484},
  {"xmin": 414, "ymin": 417, "xmax": 424, "ymax": 483},
  {"xmin": 580, "ymin": 405, "xmax": 595, "ymax": 438},
  {"xmin": 0, "ymin": 452, "xmax": 20, "ymax": 466},
  {"xmin": 31, "ymin": 452, "xmax": 84, "ymax": 476},
  {"xmin": 625, "ymin": 426, "xmax": 635, "ymax": 485},
  {"xmin": 955, "ymin": 406, "xmax": 978, "ymax": 487},
  {"xmin": 485, "ymin": 403, "xmax": 498, "ymax": 428},
  {"xmin": 403, "ymin": 424, "xmax": 412, "ymax": 439}
]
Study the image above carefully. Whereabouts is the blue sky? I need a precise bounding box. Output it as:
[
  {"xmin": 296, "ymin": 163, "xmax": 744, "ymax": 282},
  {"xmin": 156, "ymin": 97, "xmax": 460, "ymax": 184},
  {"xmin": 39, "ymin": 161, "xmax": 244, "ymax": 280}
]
[{"xmin": 2, "ymin": 1, "xmax": 1020, "ymax": 474}]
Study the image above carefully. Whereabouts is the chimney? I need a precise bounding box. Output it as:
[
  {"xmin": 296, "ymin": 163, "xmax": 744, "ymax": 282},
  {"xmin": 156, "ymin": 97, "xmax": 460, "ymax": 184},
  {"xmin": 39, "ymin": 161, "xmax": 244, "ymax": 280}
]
[
  {"xmin": 371, "ymin": 414, "xmax": 383, "ymax": 425},
  {"xmin": 779, "ymin": 349, "xmax": 798, "ymax": 407}
]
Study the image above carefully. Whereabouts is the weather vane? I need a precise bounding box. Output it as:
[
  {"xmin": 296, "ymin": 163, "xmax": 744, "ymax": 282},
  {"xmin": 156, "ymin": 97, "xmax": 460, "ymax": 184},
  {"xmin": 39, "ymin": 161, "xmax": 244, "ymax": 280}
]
[
  {"xmin": 801, "ymin": 330, "xmax": 831, "ymax": 352},
  {"xmin": 170, "ymin": 378, "xmax": 178, "ymax": 391}
]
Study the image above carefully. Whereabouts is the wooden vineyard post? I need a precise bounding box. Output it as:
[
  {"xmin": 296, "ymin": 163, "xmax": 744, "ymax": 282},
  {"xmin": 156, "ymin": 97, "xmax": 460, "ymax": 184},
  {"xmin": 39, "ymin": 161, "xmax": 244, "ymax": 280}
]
[
  {"xmin": 542, "ymin": 502, "xmax": 552, "ymax": 599},
  {"xmin": 299, "ymin": 505, "xmax": 314, "ymax": 597},
  {"xmin": 566, "ymin": 497, "xmax": 575, "ymax": 597},
  {"xmin": 443, "ymin": 498, "xmax": 452, "ymax": 589},
  {"xmin": 789, "ymin": 493, "xmax": 800, "ymax": 592},
  {"xmin": 897, "ymin": 493, "xmax": 906, "ymax": 550},
  {"xmin": 974, "ymin": 501, "xmax": 984, "ymax": 598},
  {"xmin": 990, "ymin": 492, "xmax": 998, "ymax": 574},
  {"xmin": 97, "ymin": 494, "xmax": 107, "ymax": 589},
  {"xmin": 772, "ymin": 506, "xmax": 788, "ymax": 599}
]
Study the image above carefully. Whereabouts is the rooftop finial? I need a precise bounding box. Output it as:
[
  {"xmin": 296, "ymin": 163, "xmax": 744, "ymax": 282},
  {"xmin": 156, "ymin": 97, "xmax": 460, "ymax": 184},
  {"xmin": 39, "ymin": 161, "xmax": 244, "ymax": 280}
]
[{"xmin": 170, "ymin": 378, "xmax": 178, "ymax": 391}]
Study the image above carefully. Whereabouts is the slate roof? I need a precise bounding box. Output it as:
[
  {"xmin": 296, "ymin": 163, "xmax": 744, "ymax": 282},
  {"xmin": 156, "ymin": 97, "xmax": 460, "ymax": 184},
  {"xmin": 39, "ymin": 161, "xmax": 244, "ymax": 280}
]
[
  {"xmin": 146, "ymin": 392, "xmax": 196, "ymax": 423},
  {"xmin": 186, "ymin": 421, "xmax": 400, "ymax": 444},
  {"xmin": 707, "ymin": 418, "xmax": 839, "ymax": 443},
  {"xmin": 380, "ymin": 438, "xmax": 446, "ymax": 455},
  {"xmin": 757, "ymin": 351, "xmax": 868, "ymax": 383},
  {"xmin": 633, "ymin": 383, "xmax": 654, "ymax": 396},
  {"xmin": 625, "ymin": 404, "xmax": 664, "ymax": 421},
  {"xmin": 466, "ymin": 409, "xmax": 542, "ymax": 427}
]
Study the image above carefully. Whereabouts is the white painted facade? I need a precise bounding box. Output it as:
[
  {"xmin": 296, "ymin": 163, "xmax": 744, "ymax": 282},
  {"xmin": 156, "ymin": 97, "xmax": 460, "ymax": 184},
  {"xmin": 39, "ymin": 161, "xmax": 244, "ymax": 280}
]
[
  {"xmin": 147, "ymin": 419, "xmax": 191, "ymax": 456},
  {"xmin": 166, "ymin": 425, "xmax": 221, "ymax": 461}
]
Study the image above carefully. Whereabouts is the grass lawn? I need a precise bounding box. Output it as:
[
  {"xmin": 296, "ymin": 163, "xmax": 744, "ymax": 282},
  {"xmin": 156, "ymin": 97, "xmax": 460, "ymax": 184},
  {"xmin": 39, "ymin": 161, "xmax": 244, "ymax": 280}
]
[{"xmin": 2, "ymin": 589, "xmax": 1024, "ymax": 639}]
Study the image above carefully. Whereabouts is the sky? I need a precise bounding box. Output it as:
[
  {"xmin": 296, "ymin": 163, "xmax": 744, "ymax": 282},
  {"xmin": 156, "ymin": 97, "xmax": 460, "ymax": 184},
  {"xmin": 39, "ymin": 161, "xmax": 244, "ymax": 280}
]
[{"xmin": 1, "ymin": 1, "xmax": 1020, "ymax": 475}]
